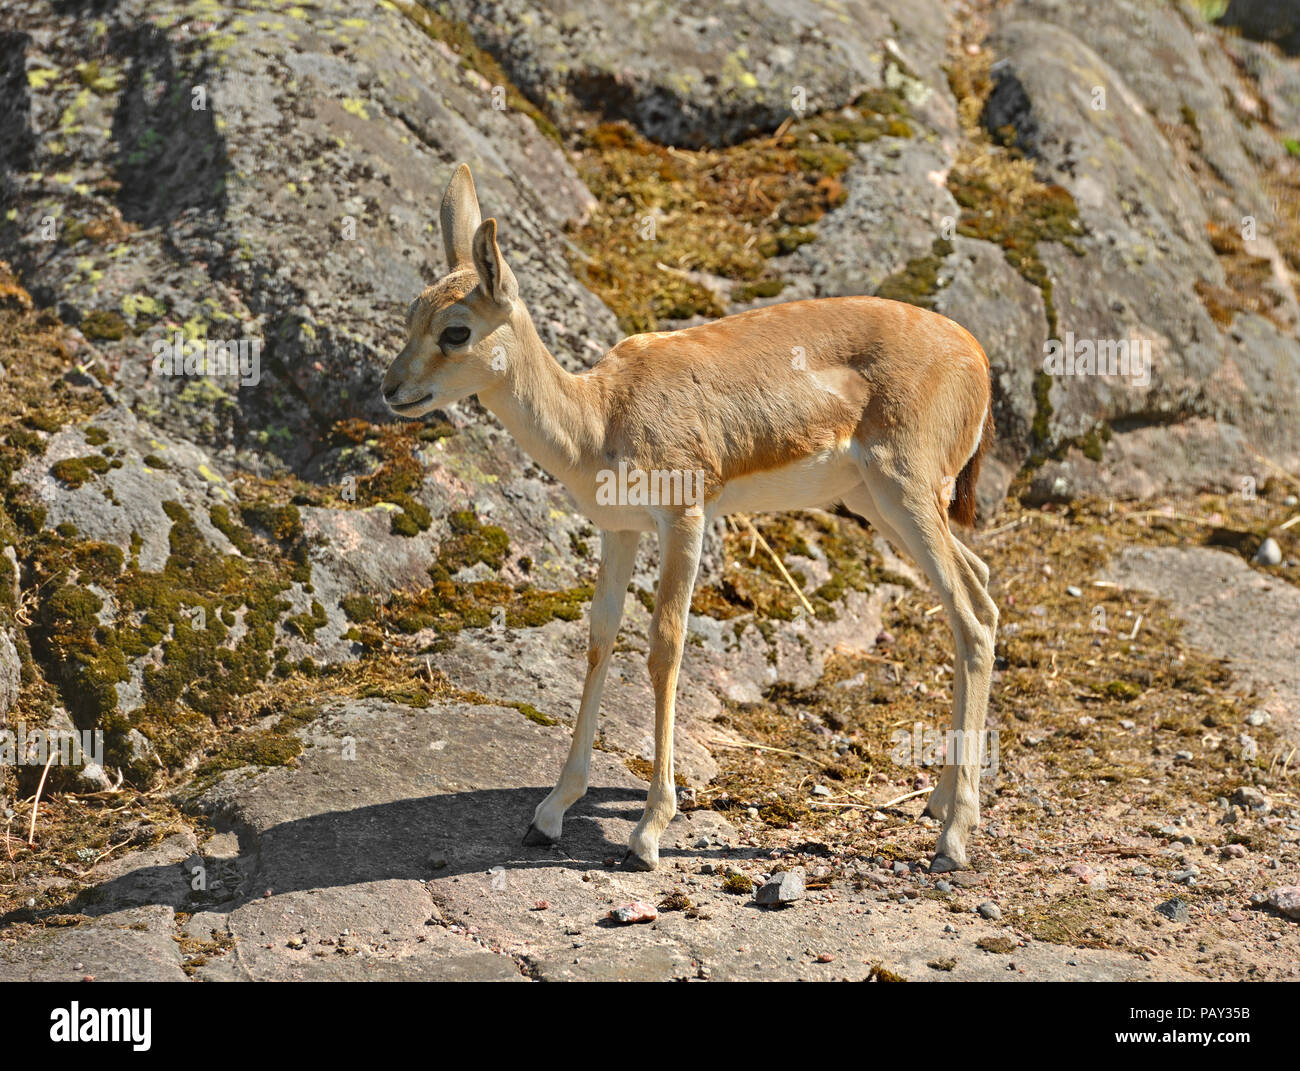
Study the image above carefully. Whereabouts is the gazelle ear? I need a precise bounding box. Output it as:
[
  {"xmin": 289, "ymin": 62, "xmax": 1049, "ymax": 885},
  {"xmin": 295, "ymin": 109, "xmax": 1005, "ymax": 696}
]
[
  {"xmin": 440, "ymin": 163, "xmax": 482, "ymax": 269},
  {"xmin": 472, "ymin": 218, "xmax": 518, "ymax": 307}
]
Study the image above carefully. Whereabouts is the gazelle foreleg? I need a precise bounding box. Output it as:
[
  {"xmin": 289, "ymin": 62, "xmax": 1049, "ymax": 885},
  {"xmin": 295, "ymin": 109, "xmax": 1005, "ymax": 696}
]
[
  {"xmin": 624, "ymin": 510, "xmax": 705, "ymax": 871},
  {"xmin": 524, "ymin": 528, "xmax": 640, "ymax": 845}
]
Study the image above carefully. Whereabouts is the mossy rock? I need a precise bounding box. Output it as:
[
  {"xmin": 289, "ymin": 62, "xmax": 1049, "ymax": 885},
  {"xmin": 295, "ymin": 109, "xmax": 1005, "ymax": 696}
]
[{"xmin": 51, "ymin": 455, "xmax": 110, "ymax": 488}]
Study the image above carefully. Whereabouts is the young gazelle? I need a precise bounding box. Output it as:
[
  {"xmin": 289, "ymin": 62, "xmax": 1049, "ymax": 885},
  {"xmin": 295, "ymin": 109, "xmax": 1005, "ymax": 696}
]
[{"xmin": 384, "ymin": 164, "xmax": 997, "ymax": 873}]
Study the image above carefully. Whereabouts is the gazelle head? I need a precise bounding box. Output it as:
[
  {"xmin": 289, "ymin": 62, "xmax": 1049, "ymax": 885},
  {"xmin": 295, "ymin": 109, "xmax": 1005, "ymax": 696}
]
[{"xmin": 382, "ymin": 164, "xmax": 519, "ymax": 417}]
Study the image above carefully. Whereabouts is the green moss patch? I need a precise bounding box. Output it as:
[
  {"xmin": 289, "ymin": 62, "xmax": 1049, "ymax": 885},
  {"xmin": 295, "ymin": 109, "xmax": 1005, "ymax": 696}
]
[
  {"xmin": 24, "ymin": 495, "xmax": 319, "ymax": 781},
  {"xmin": 80, "ymin": 309, "xmax": 128, "ymax": 341},
  {"xmin": 51, "ymin": 454, "xmax": 110, "ymax": 488},
  {"xmin": 874, "ymin": 238, "xmax": 955, "ymax": 309}
]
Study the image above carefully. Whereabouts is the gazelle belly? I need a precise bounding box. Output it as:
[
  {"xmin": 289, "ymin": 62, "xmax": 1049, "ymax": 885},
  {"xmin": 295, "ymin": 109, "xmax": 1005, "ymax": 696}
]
[{"xmin": 714, "ymin": 444, "xmax": 862, "ymax": 516}]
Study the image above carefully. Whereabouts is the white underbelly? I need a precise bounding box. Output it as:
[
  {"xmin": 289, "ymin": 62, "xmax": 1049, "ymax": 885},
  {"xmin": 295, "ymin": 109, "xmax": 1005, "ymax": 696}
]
[
  {"xmin": 553, "ymin": 447, "xmax": 862, "ymax": 531},
  {"xmin": 714, "ymin": 446, "xmax": 861, "ymax": 516}
]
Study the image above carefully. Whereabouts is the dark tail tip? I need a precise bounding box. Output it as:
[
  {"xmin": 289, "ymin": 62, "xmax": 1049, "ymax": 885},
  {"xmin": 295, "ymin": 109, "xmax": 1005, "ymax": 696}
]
[{"xmin": 949, "ymin": 407, "xmax": 993, "ymax": 528}]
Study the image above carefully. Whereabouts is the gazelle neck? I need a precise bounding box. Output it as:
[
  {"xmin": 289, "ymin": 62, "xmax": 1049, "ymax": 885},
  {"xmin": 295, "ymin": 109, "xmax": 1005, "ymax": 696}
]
[{"xmin": 477, "ymin": 304, "xmax": 605, "ymax": 482}]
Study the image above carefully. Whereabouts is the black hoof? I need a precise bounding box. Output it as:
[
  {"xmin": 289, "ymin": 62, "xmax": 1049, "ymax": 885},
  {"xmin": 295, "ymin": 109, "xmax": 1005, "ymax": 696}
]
[
  {"xmin": 621, "ymin": 850, "xmax": 657, "ymax": 872},
  {"xmin": 929, "ymin": 852, "xmax": 966, "ymax": 874},
  {"xmin": 522, "ymin": 824, "xmax": 556, "ymax": 847}
]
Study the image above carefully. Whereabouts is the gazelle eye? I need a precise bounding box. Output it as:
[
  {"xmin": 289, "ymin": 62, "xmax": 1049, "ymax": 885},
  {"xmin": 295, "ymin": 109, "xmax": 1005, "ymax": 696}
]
[{"xmin": 440, "ymin": 325, "xmax": 471, "ymax": 347}]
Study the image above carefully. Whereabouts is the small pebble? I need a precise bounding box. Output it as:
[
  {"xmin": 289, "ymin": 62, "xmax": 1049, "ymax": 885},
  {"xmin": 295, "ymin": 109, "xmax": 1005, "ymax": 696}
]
[
  {"xmin": 1155, "ymin": 898, "xmax": 1190, "ymax": 923},
  {"xmin": 1254, "ymin": 537, "xmax": 1282, "ymax": 566},
  {"xmin": 609, "ymin": 901, "xmax": 657, "ymax": 925},
  {"xmin": 1066, "ymin": 585, "xmax": 1083, "ymax": 597},
  {"xmin": 977, "ymin": 901, "xmax": 1002, "ymax": 920},
  {"xmin": 1066, "ymin": 863, "xmax": 1101, "ymax": 884}
]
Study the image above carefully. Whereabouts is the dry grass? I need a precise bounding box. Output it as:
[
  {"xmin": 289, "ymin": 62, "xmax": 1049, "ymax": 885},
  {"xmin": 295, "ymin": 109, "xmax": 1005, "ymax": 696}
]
[
  {"xmin": 568, "ymin": 93, "xmax": 912, "ymax": 332},
  {"xmin": 689, "ymin": 496, "xmax": 1297, "ymax": 960}
]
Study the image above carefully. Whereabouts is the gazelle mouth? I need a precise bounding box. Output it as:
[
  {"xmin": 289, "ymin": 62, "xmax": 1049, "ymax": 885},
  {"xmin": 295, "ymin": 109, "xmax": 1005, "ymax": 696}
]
[{"xmin": 387, "ymin": 393, "xmax": 434, "ymax": 414}]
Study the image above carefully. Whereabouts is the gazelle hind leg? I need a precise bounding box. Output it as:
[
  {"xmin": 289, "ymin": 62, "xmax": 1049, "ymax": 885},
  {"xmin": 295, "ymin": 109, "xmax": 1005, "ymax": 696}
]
[
  {"xmin": 956, "ymin": 536, "xmax": 990, "ymax": 589},
  {"xmin": 524, "ymin": 529, "xmax": 639, "ymax": 845},
  {"xmin": 937, "ymin": 535, "xmax": 997, "ymax": 824},
  {"xmin": 841, "ymin": 485, "xmax": 957, "ymax": 825},
  {"xmin": 859, "ymin": 466, "xmax": 995, "ymax": 872},
  {"xmin": 624, "ymin": 511, "xmax": 705, "ymax": 871}
]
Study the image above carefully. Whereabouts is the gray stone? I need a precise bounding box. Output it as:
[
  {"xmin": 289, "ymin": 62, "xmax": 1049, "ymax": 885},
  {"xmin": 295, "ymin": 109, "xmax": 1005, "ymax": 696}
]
[
  {"xmin": 1232, "ymin": 785, "xmax": 1270, "ymax": 811},
  {"xmin": 442, "ymin": 0, "xmax": 955, "ymax": 147},
  {"xmin": 1155, "ymin": 898, "xmax": 1191, "ymax": 923},
  {"xmin": 755, "ymin": 868, "xmax": 806, "ymax": 906},
  {"xmin": 1267, "ymin": 886, "xmax": 1300, "ymax": 920}
]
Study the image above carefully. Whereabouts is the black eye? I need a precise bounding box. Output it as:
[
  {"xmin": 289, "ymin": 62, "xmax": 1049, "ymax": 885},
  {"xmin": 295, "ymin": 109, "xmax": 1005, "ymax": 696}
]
[{"xmin": 440, "ymin": 325, "xmax": 471, "ymax": 347}]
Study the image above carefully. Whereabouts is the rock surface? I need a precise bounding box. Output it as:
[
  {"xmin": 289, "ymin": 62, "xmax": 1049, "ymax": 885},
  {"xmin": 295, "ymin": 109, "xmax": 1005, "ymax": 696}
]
[
  {"xmin": 444, "ymin": 0, "xmax": 956, "ymax": 146},
  {"xmin": 1, "ymin": 696, "xmax": 1191, "ymax": 981},
  {"xmin": 1103, "ymin": 545, "xmax": 1300, "ymax": 743}
]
